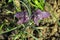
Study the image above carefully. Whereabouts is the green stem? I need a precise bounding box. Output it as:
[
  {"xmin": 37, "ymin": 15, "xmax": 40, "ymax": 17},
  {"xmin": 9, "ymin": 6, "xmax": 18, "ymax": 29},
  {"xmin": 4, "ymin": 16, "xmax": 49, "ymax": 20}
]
[{"xmin": 0, "ymin": 25, "xmax": 21, "ymax": 35}]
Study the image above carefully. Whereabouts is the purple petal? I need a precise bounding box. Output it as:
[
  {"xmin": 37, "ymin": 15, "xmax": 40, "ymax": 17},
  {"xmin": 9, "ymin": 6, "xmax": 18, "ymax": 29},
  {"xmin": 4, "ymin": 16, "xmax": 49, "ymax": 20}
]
[
  {"xmin": 17, "ymin": 19, "xmax": 24, "ymax": 24},
  {"xmin": 14, "ymin": 11, "xmax": 29, "ymax": 19},
  {"xmin": 17, "ymin": 17, "xmax": 29, "ymax": 24},
  {"xmin": 24, "ymin": 15, "xmax": 29, "ymax": 22},
  {"xmin": 37, "ymin": 13, "xmax": 43, "ymax": 20},
  {"xmin": 35, "ymin": 9, "xmax": 42, "ymax": 14},
  {"xmin": 14, "ymin": 12, "xmax": 25, "ymax": 19},
  {"xmin": 34, "ymin": 16, "xmax": 39, "ymax": 25},
  {"xmin": 42, "ymin": 12, "xmax": 50, "ymax": 18}
]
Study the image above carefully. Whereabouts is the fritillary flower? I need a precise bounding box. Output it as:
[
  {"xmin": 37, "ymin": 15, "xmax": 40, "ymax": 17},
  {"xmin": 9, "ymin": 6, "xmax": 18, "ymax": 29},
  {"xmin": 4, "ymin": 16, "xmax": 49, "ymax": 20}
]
[{"xmin": 33, "ymin": 9, "xmax": 50, "ymax": 25}]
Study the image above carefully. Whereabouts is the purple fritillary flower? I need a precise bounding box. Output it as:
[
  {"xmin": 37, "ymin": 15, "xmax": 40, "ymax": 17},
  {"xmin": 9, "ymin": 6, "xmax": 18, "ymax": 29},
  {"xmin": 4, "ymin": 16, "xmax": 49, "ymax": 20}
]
[
  {"xmin": 14, "ymin": 11, "xmax": 29, "ymax": 24},
  {"xmin": 33, "ymin": 9, "xmax": 50, "ymax": 25}
]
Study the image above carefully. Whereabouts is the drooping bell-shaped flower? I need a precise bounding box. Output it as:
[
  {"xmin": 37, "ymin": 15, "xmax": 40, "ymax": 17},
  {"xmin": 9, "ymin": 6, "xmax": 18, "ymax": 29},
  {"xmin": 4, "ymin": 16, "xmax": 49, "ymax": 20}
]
[
  {"xmin": 14, "ymin": 11, "xmax": 29, "ymax": 24},
  {"xmin": 33, "ymin": 9, "xmax": 50, "ymax": 25}
]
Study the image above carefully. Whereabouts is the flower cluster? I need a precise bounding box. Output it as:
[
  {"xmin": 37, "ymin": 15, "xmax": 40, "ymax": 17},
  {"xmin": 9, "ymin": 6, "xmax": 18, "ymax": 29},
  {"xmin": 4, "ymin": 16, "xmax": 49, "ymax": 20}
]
[{"xmin": 14, "ymin": 9, "xmax": 50, "ymax": 25}]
